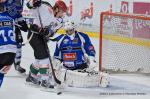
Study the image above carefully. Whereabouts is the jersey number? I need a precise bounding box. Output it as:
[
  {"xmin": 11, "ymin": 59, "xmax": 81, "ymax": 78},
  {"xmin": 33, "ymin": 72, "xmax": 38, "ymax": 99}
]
[{"xmin": 0, "ymin": 30, "xmax": 15, "ymax": 42}]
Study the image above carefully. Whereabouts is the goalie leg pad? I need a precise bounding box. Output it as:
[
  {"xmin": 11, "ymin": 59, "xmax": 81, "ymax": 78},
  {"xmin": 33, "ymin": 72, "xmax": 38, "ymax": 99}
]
[
  {"xmin": 99, "ymin": 72, "xmax": 109, "ymax": 87},
  {"xmin": 56, "ymin": 69, "xmax": 110, "ymax": 88}
]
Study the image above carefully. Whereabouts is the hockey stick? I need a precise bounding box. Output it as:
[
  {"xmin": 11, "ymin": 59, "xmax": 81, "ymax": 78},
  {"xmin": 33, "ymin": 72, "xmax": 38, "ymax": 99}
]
[
  {"xmin": 36, "ymin": 3, "xmax": 61, "ymax": 85},
  {"xmin": 15, "ymin": 23, "xmax": 36, "ymax": 46},
  {"xmin": 22, "ymin": 30, "xmax": 34, "ymax": 46}
]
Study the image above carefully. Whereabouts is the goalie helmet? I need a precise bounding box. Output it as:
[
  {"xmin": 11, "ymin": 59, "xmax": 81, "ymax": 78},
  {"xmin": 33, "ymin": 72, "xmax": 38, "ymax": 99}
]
[
  {"xmin": 55, "ymin": 0, "xmax": 67, "ymax": 12},
  {"xmin": 64, "ymin": 20, "xmax": 75, "ymax": 31}
]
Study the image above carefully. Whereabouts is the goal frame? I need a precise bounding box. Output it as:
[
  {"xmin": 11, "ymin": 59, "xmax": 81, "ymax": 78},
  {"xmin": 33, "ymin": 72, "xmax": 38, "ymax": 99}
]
[{"xmin": 99, "ymin": 12, "xmax": 150, "ymax": 71}]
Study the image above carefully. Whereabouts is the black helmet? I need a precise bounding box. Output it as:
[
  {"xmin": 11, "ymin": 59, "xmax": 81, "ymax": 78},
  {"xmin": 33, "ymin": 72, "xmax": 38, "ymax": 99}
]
[{"xmin": 0, "ymin": 3, "xmax": 6, "ymax": 12}]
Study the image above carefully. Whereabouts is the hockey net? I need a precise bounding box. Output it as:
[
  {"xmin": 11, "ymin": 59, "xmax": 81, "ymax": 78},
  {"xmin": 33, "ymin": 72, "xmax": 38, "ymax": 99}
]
[{"xmin": 100, "ymin": 12, "xmax": 150, "ymax": 73}]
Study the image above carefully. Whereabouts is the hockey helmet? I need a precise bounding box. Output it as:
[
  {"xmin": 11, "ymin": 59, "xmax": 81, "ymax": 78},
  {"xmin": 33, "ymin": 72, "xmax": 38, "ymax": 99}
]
[
  {"xmin": 54, "ymin": 0, "xmax": 67, "ymax": 12},
  {"xmin": 0, "ymin": 3, "xmax": 6, "ymax": 12},
  {"xmin": 64, "ymin": 20, "xmax": 75, "ymax": 31}
]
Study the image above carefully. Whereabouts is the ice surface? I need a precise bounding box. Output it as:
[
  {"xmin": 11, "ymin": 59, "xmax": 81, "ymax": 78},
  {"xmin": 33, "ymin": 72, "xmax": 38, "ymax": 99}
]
[{"xmin": 0, "ymin": 33, "xmax": 150, "ymax": 99}]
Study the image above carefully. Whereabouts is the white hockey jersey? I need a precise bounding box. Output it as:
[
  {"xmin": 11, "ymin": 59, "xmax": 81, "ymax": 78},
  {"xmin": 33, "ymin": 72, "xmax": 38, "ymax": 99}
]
[{"xmin": 27, "ymin": 1, "xmax": 63, "ymax": 31}]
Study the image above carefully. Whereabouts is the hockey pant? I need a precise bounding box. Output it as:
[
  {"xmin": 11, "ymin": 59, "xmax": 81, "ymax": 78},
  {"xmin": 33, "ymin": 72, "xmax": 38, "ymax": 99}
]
[{"xmin": 0, "ymin": 52, "xmax": 16, "ymax": 87}]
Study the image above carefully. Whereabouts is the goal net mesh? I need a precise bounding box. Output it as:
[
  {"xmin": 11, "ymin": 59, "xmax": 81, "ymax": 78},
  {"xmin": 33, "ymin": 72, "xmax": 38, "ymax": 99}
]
[{"xmin": 100, "ymin": 12, "xmax": 150, "ymax": 73}]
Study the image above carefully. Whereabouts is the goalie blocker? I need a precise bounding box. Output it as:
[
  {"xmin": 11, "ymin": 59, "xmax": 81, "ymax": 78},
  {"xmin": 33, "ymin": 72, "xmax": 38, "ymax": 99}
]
[{"xmin": 52, "ymin": 20, "xmax": 109, "ymax": 88}]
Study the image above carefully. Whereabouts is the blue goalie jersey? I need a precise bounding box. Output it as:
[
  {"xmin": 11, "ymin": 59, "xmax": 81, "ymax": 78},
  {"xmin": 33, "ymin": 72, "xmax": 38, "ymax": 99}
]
[
  {"xmin": 0, "ymin": 12, "xmax": 17, "ymax": 54},
  {"xmin": 54, "ymin": 31, "xmax": 96, "ymax": 70}
]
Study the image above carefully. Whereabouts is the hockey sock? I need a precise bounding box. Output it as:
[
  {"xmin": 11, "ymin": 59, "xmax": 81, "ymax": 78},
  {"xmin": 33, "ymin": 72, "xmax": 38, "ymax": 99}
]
[
  {"xmin": 14, "ymin": 45, "xmax": 22, "ymax": 68},
  {"xmin": 30, "ymin": 64, "xmax": 39, "ymax": 75},
  {"xmin": 39, "ymin": 65, "xmax": 49, "ymax": 80},
  {"xmin": 0, "ymin": 73, "xmax": 4, "ymax": 87},
  {"xmin": 39, "ymin": 68, "xmax": 48, "ymax": 74}
]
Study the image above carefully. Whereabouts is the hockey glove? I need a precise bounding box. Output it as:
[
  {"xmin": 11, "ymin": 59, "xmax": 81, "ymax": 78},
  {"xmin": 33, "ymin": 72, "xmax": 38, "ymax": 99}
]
[
  {"xmin": 39, "ymin": 27, "xmax": 55, "ymax": 38},
  {"xmin": 30, "ymin": 24, "xmax": 55, "ymax": 38},
  {"xmin": 30, "ymin": 24, "xmax": 40, "ymax": 33},
  {"xmin": 15, "ymin": 26, "xmax": 23, "ymax": 43},
  {"xmin": 17, "ymin": 20, "xmax": 28, "ymax": 32},
  {"xmin": 33, "ymin": 0, "xmax": 42, "ymax": 8}
]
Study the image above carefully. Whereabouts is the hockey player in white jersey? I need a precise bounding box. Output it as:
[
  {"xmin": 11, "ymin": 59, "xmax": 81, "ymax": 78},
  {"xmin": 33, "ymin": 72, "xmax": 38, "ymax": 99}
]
[
  {"xmin": 25, "ymin": 0, "xmax": 68, "ymax": 88},
  {"xmin": 52, "ymin": 20, "xmax": 109, "ymax": 88},
  {"xmin": 0, "ymin": 3, "xmax": 17, "ymax": 87}
]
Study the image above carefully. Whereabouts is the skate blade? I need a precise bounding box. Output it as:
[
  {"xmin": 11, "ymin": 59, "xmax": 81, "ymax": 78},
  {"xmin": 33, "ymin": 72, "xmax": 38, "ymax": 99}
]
[
  {"xmin": 40, "ymin": 87, "xmax": 62, "ymax": 95},
  {"xmin": 25, "ymin": 82, "xmax": 40, "ymax": 88},
  {"xmin": 17, "ymin": 72, "xmax": 27, "ymax": 77}
]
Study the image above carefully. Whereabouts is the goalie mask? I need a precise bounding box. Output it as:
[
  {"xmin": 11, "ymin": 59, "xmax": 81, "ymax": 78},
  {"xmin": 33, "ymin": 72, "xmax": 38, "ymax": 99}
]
[
  {"xmin": 64, "ymin": 20, "xmax": 75, "ymax": 30},
  {"xmin": 64, "ymin": 20, "xmax": 76, "ymax": 35}
]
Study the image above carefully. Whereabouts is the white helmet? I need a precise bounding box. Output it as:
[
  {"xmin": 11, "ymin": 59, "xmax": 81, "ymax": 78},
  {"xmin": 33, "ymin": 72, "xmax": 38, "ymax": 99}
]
[{"xmin": 64, "ymin": 20, "xmax": 75, "ymax": 30}]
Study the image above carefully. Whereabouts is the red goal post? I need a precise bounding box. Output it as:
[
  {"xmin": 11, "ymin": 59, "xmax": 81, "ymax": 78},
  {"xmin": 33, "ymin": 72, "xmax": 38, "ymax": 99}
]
[{"xmin": 99, "ymin": 12, "xmax": 150, "ymax": 73}]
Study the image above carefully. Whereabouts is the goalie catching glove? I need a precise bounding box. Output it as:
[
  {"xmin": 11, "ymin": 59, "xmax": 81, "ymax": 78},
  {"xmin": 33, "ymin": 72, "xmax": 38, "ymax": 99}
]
[{"xmin": 33, "ymin": 0, "xmax": 41, "ymax": 8}]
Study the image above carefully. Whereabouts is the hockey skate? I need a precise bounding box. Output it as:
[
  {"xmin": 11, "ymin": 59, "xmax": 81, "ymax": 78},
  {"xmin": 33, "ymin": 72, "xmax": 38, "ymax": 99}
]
[
  {"xmin": 40, "ymin": 80, "xmax": 54, "ymax": 88},
  {"xmin": 14, "ymin": 65, "xmax": 26, "ymax": 74},
  {"xmin": 40, "ymin": 79, "xmax": 65, "ymax": 95},
  {"xmin": 26, "ymin": 72, "xmax": 40, "ymax": 86}
]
